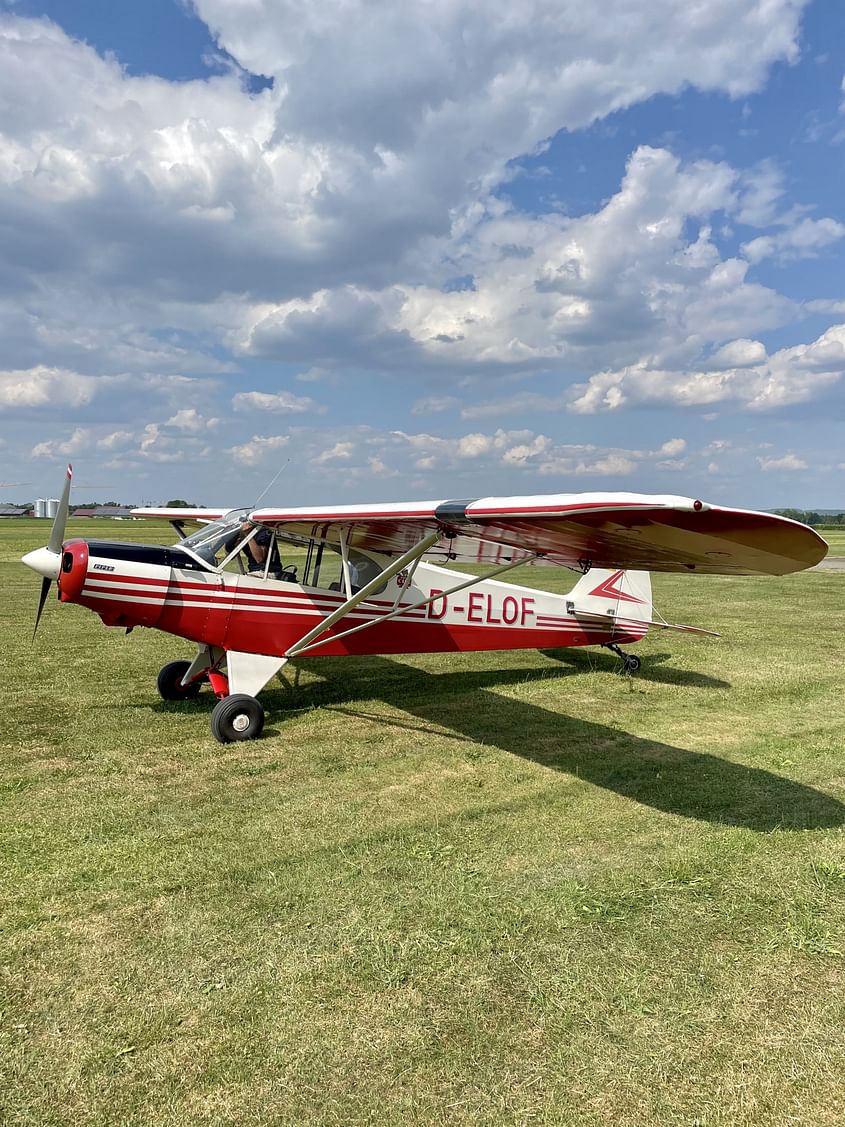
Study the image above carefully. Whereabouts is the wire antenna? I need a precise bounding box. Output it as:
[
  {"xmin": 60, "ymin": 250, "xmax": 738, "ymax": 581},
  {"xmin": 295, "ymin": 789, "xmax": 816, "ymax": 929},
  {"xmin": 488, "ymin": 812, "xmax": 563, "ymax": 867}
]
[{"xmin": 252, "ymin": 458, "xmax": 290, "ymax": 510}]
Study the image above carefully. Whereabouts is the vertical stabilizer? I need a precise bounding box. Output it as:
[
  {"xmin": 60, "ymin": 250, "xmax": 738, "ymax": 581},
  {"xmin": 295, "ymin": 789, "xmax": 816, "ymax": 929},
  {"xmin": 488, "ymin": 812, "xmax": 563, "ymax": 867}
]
[{"xmin": 566, "ymin": 568, "xmax": 652, "ymax": 623}]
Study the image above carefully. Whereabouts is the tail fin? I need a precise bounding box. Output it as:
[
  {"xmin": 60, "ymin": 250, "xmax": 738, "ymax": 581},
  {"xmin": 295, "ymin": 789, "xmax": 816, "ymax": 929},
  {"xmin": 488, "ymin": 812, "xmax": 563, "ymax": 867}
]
[{"xmin": 566, "ymin": 568, "xmax": 652, "ymax": 623}]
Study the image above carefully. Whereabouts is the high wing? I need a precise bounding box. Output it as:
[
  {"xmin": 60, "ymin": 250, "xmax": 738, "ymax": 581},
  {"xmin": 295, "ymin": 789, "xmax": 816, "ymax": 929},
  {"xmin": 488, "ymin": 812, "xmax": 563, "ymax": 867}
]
[
  {"xmin": 133, "ymin": 507, "xmax": 231, "ymax": 522},
  {"xmin": 131, "ymin": 506, "xmax": 234, "ymax": 539},
  {"xmin": 250, "ymin": 492, "xmax": 827, "ymax": 576}
]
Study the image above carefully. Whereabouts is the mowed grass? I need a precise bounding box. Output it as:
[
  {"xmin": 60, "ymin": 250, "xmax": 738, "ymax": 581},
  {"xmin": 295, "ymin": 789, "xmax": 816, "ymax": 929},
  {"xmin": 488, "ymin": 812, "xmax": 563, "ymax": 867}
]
[
  {"xmin": 2, "ymin": 518, "xmax": 845, "ymax": 1126},
  {"xmin": 818, "ymin": 527, "xmax": 845, "ymax": 554}
]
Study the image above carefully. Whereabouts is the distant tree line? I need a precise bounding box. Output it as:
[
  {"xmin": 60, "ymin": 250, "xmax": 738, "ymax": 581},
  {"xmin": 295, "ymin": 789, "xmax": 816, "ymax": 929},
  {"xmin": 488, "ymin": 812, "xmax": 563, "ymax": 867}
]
[{"xmin": 773, "ymin": 509, "xmax": 845, "ymax": 527}]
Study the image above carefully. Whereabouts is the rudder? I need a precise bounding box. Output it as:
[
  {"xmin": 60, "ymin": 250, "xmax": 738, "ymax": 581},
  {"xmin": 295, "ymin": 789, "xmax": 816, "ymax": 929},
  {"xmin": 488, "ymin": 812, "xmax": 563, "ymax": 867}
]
[{"xmin": 566, "ymin": 568, "xmax": 652, "ymax": 623}]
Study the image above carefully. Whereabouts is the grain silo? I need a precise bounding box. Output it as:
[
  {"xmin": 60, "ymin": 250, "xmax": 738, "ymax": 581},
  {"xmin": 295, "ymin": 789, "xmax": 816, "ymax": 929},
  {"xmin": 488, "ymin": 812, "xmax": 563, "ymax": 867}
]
[
  {"xmin": 34, "ymin": 498, "xmax": 47, "ymax": 519},
  {"xmin": 46, "ymin": 498, "xmax": 60, "ymax": 519}
]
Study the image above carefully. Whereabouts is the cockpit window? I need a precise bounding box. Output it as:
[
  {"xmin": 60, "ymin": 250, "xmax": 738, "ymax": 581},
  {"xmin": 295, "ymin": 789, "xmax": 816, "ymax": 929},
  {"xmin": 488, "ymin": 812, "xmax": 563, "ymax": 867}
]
[
  {"xmin": 176, "ymin": 509, "xmax": 250, "ymax": 567},
  {"xmin": 306, "ymin": 543, "xmax": 387, "ymax": 594},
  {"xmin": 174, "ymin": 514, "xmax": 387, "ymax": 593}
]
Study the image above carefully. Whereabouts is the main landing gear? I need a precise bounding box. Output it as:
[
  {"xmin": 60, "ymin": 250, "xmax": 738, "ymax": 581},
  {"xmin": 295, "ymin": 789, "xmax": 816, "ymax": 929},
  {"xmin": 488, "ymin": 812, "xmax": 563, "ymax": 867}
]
[
  {"xmin": 157, "ymin": 660, "xmax": 203, "ymax": 700},
  {"xmin": 156, "ymin": 659, "xmax": 266, "ymax": 743},
  {"xmin": 603, "ymin": 643, "xmax": 641, "ymax": 675},
  {"xmin": 211, "ymin": 694, "xmax": 265, "ymax": 743}
]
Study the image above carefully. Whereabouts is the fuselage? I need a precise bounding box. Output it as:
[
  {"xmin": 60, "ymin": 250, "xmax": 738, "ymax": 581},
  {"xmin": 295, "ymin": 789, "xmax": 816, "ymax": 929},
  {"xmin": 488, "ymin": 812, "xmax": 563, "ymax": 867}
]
[{"xmin": 56, "ymin": 537, "xmax": 648, "ymax": 657}]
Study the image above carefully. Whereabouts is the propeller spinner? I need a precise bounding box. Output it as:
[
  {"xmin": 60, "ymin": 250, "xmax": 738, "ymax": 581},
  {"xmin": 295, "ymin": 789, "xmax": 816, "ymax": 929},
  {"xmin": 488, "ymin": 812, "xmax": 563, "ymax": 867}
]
[{"xmin": 21, "ymin": 464, "xmax": 73, "ymax": 638}]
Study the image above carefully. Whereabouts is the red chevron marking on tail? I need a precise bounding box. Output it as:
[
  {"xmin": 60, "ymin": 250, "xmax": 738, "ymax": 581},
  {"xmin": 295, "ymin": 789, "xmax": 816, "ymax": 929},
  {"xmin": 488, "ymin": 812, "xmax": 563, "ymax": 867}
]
[{"xmin": 587, "ymin": 569, "xmax": 645, "ymax": 604}]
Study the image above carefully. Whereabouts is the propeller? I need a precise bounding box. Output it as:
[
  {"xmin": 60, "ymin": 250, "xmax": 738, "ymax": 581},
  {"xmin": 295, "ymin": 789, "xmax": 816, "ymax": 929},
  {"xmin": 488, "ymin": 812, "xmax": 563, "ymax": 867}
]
[
  {"xmin": 33, "ymin": 575, "xmax": 52, "ymax": 639},
  {"xmin": 21, "ymin": 464, "xmax": 73, "ymax": 639}
]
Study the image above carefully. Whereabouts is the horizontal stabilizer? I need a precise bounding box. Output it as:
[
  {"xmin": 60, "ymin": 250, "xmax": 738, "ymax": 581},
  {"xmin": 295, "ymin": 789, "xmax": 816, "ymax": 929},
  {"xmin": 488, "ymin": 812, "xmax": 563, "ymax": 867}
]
[
  {"xmin": 574, "ymin": 609, "xmax": 720, "ymax": 637},
  {"xmin": 650, "ymin": 621, "xmax": 721, "ymax": 637}
]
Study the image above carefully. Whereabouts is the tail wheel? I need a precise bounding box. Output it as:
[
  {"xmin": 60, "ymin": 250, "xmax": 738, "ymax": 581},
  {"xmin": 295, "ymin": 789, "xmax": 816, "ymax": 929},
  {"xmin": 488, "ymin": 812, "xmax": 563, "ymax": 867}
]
[
  {"xmin": 157, "ymin": 660, "xmax": 203, "ymax": 701},
  {"xmin": 623, "ymin": 654, "xmax": 641, "ymax": 674},
  {"xmin": 211, "ymin": 694, "xmax": 265, "ymax": 743}
]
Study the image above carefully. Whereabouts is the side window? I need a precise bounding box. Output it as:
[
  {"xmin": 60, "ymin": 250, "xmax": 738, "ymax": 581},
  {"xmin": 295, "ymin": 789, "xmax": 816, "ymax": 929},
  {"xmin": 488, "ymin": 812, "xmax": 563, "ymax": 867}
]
[
  {"xmin": 348, "ymin": 550, "xmax": 387, "ymax": 595},
  {"xmin": 307, "ymin": 544, "xmax": 345, "ymax": 591},
  {"xmin": 272, "ymin": 535, "xmax": 306, "ymax": 583},
  {"xmin": 304, "ymin": 544, "xmax": 386, "ymax": 594}
]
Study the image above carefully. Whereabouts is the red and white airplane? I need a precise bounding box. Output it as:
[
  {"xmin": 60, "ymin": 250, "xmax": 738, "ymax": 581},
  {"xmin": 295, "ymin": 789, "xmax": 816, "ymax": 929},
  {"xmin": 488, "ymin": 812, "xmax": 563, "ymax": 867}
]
[{"xmin": 23, "ymin": 466, "xmax": 827, "ymax": 743}]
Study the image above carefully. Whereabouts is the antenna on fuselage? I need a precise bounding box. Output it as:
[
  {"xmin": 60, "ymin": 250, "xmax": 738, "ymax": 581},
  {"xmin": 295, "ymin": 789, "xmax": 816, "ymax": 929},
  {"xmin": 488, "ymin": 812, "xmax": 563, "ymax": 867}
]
[{"xmin": 251, "ymin": 458, "xmax": 290, "ymax": 513}]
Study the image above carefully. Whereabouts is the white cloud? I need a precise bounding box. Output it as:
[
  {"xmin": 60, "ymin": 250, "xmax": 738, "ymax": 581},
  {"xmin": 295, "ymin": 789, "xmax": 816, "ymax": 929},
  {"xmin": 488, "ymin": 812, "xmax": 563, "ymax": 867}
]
[
  {"xmin": 232, "ymin": 390, "xmax": 323, "ymax": 414},
  {"xmin": 581, "ymin": 454, "xmax": 638, "ymax": 476},
  {"xmin": 228, "ymin": 433, "xmax": 290, "ymax": 466},
  {"xmin": 806, "ymin": 299, "xmax": 845, "ymax": 315},
  {"xmin": 315, "ymin": 441, "xmax": 354, "ymax": 463},
  {"xmin": 758, "ymin": 453, "xmax": 808, "ymax": 471},
  {"xmin": 569, "ymin": 323, "xmax": 845, "ymax": 414},
  {"xmin": 97, "ymin": 430, "xmax": 134, "ymax": 451},
  {"xmin": 734, "ymin": 160, "xmax": 785, "ymax": 226},
  {"xmin": 0, "ymin": 366, "xmax": 98, "ymax": 408},
  {"xmin": 707, "ymin": 339, "xmax": 767, "ymax": 369},
  {"xmin": 742, "ymin": 217, "xmax": 845, "ymax": 263},
  {"xmin": 31, "ymin": 427, "xmax": 94, "ymax": 458},
  {"xmin": 660, "ymin": 438, "xmax": 687, "ymax": 456},
  {"xmin": 386, "ymin": 427, "xmax": 692, "ymax": 483},
  {"xmin": 457, "ymin": 433, "xmax": 493, "ymax": 458},
  {"xmin": 1, "ymin": 3, "xmax": 839, "ymax": 505},
  {"xmin": 237, "ymin": 146, "xmax": 800, "ymax": 380},
  {"xmin": 194, "ymin": 0, "xmax": 806, "ymax": 170},
  {"xmin": 502, "ymin": 435, "xmax": 551, "ymax": 465},
  {"xmin": 0, "ymin": 7, "xmax": 811, "ymax": 389},
  {"xmin": 367, "ymin": 455, "xmax": 397, "ymax": 476},
  {"xmin": 166, "ymin": 408, "xmax": 219, "ymax": 431}
]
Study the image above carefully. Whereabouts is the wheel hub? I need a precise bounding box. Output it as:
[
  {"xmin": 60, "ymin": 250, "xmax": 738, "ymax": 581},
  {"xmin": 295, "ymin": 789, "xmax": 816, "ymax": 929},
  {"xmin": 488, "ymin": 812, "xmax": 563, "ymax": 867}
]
[{"xmin": 232, "ymin": 712, "xmax": 250, "ymax": 733}]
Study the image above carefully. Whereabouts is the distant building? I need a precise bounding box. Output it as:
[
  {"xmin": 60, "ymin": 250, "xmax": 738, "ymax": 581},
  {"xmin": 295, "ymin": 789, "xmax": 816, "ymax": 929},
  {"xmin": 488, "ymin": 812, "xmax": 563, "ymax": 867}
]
[
  {"xmin": 0, "ymin": 505, "xmax": 31, "ymax": 517},
  {"xmin": 93, "ymin": 506, "xmax": 136, "ymax": 519}
]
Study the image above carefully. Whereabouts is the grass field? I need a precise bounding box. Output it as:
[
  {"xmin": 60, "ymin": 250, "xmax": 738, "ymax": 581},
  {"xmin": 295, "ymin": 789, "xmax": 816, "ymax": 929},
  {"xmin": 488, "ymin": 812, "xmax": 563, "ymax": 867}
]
[
  {"xmin": 2, "ymin": 518, "xmax": 844, "ymax": 1126},
  {"xmin": 818, "ymin": 527, "xmax": 845, "ymax": 553}
]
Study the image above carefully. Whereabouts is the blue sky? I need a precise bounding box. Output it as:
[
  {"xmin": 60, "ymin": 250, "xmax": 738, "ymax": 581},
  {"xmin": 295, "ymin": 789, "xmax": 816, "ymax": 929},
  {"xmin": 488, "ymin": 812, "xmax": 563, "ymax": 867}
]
[{"xmin": 1, "ymin": 0, "xmax": 843, "ymax": 507}]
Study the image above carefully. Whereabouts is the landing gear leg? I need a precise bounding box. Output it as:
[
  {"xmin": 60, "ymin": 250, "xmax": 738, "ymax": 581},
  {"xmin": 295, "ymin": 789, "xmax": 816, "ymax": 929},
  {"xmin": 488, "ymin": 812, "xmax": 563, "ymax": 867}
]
[{"xmin": 603, "ymin": 643, "xmax": 641, "ymax": 675}]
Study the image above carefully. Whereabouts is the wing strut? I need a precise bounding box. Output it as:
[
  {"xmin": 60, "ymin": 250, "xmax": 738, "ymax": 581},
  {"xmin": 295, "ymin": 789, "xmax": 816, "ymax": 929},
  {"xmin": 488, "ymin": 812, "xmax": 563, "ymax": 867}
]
[{"xmin": 287, "ymin": 551, "xmax": 540, "ymax": 658}]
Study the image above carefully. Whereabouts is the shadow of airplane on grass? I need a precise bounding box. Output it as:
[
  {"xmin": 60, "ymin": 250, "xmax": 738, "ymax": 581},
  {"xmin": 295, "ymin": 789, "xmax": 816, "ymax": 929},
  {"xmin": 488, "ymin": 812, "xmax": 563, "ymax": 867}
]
[
  {"xmin": 247, "ymin": 652, "xmax": 843, "ymax": 833},
  {"xmin": 540, "ymin": 647, "xmax": 731, "ymax": 690},
  {"xmin": 154, "ymin": 649, "xmax": 843, "ymax": 832}
]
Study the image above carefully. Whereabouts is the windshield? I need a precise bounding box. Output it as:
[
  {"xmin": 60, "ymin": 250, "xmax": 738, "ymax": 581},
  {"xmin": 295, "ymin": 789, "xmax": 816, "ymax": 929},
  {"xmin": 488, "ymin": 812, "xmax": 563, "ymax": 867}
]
[{"xmin": 177, "ymin": 509, "xmax": 250, "ymax": 566}]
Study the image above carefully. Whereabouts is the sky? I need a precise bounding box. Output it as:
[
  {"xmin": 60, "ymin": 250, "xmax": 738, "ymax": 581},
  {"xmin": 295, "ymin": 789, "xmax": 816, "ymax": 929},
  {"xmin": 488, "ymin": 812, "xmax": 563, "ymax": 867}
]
[{"xmin": 1, "ymin": 0, "xmax": 844, "ymax": 508}]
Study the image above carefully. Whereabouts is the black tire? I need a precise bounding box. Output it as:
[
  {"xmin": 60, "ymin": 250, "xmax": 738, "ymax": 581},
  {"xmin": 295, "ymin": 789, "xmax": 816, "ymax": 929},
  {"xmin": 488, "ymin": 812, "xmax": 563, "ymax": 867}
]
[
  {"xmin": 623, "ymin": 654, "xmax": 641, "ymax": 674},
  {"xmin": 211, "ymin": 694, "xmax": 265, "ymax": 743},
  {"xmin": 157, "ymin": 660, "xmax": 203, "ymax": 701}
]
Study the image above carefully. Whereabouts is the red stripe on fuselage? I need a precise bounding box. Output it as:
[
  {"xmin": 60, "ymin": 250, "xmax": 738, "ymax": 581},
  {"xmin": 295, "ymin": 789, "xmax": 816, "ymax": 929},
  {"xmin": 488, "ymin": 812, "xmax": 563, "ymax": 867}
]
[{"xmin": 78, "ymin": 557, "xmax": 647, "ymax": 656}]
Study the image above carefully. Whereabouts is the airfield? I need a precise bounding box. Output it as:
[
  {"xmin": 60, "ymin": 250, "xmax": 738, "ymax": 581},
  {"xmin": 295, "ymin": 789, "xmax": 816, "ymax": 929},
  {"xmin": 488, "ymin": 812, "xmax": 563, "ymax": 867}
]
[{"xmin": 2, "ymin": 518, "xmax": 845, "ymax": 1126}]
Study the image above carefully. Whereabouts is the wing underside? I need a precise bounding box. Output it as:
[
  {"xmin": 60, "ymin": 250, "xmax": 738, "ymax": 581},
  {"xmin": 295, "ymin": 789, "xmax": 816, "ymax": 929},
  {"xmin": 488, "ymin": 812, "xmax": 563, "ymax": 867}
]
[
  {"xmin": 250, "ymin": 492, "xmax": 827, "ymax": 576},
  {"xmin": 131, "ymin": 507, "xmax": 231, "ymax": 530}
]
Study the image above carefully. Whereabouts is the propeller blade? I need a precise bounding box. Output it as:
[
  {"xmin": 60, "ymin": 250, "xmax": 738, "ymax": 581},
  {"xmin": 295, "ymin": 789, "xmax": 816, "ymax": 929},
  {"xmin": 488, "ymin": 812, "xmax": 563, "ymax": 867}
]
[
  {"xmin": 33, "ymin": 575, "xmax": 52, "ymax": 640},
  {"xmin": 47, "ymin": 463, "xmax": 73, "ymax": 556}
]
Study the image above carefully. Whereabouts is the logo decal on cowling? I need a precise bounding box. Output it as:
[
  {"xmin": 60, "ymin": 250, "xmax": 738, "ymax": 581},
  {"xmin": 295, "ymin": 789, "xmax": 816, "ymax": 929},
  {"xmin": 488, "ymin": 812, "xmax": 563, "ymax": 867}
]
[{"xmin": 587, "ymin": 569, "xmax": 645, "ymax": 604}]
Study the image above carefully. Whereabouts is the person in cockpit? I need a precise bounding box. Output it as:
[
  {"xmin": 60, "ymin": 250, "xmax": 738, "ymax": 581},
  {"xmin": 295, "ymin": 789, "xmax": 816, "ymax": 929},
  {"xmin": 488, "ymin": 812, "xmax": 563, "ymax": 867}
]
[
  {"xmin": 237, "ymin": 520, "xmax": 299, "ymax": 582},
  {"xmin": 239, "ymin": 520, "xmax": 272, "ymax": 573}
]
